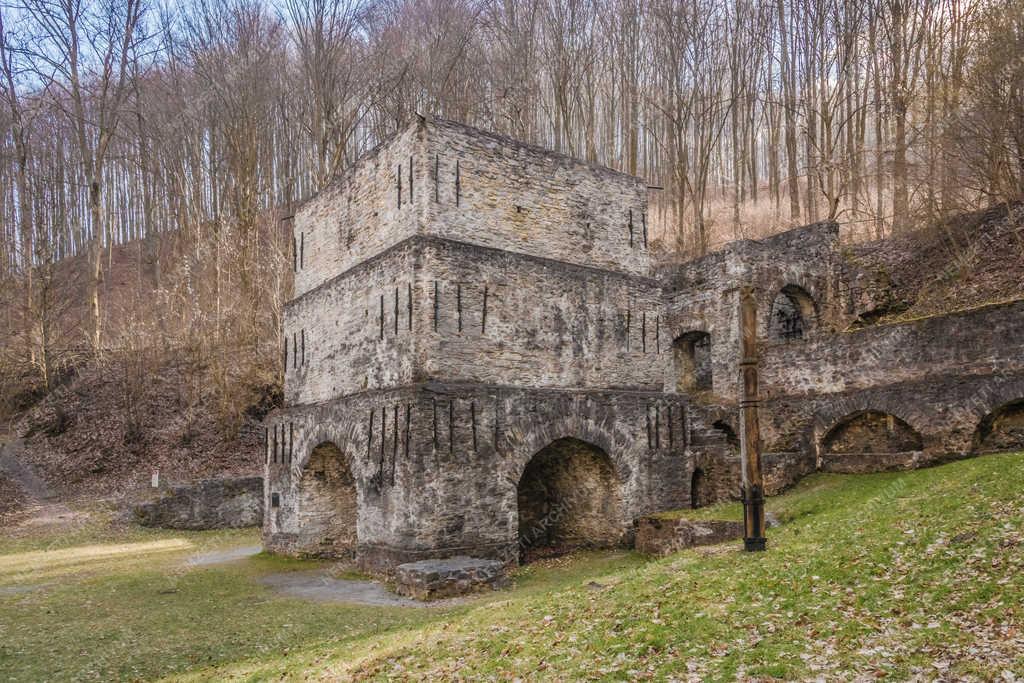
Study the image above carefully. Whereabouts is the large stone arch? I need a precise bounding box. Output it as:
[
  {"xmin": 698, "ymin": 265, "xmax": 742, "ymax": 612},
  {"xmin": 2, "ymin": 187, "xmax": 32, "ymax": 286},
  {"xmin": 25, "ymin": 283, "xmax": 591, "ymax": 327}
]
[
  {"xmin": 514, "ymin": 437, "xmax": 628, "ymax": 561},
  {"xmin": 818, "ymin": 409, "xmax": 924, "ymax": 473},
  {"xmin": 293, "ymin": 439, "xmax": 360, "ymax": 559},
  {"xmin": 502, "ymin": 414, "xmax": 634, "ymax": 486},
  {"xmin": 499, "ymin": 413, "xmax": 637, "ymax": 562},
  {"xmin": 974, "ymin": 398, "xmax": 1024, "ymax": 454}
]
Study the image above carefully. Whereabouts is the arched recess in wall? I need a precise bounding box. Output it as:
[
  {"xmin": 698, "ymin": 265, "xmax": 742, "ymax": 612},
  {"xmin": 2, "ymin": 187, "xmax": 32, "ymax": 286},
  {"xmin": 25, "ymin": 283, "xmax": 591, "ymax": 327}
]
[
  {"xmin": 673, "ymin": 331, "xmax": 713, "ymax": 392},
  {"xmin": 516, "ymin": 437, "xmax": 626, "ymax": 563},
  {"xmin": 973, "ymin": 399, "xmax": 1024, "ymax": 454},
  {"xmin": 820, "ymin": 411, "xmax": 924, "ymax": 472},
  {"xmin": 769, "ymin": 285, "xmax": 818, "ymax": 340},
  {"xmin": 296, "ymin": 441, "xmax": 359, "ymax": 559},
  {"xmin": 690, "ymin": 468, "xmax": 711, "ymax": 509}
]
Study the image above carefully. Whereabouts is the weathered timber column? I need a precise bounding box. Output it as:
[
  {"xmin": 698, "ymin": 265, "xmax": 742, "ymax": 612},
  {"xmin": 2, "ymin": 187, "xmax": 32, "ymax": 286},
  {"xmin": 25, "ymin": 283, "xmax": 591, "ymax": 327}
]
[{"xmin": 739, "ymin": 286, "xmax": 767, "ymax": 551}]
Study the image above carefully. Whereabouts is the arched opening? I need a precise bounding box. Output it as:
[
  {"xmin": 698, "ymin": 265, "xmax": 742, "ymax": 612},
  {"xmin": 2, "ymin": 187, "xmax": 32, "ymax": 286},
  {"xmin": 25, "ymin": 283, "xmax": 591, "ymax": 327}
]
[
  {"xmin": 297, "ymin": 441, "xmax": 358, "ymax": 558},
  {"xmin": 821, "ymin": 411, "xmax": 923, "ymax": 472},
  {"xmin": 770, "ymin": 285, "xmax": 817, "ymax": 340},
  {"xmin": 974, "ymin": 399, "xmax": 1024, "ymax": 454},
  {"xmin": 690, "ymin": 468, "xmax": 707, "ymax": 509},
  {"xmin": 516, "ymin": 437, "xmax": 625, "ymax": 562},
  {"xmin": 673, "ymin": 331, "xmax": 713, "ymax": 392}
]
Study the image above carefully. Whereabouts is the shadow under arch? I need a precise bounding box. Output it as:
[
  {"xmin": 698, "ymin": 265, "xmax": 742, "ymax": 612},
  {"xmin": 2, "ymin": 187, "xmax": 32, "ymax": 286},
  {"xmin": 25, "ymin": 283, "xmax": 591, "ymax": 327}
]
[
  {"xmin": 673, "ymin": 330, "xmax": 713, "ymax": 392},
  {"xmin": 769, "ymin": 284, "xmax": 818, "ymax": 340},
  {"xmin": 973, "ymin": 398, "xmax": 1024, "ymax": 454},
  {"xmin": 296, "ymin": 440, "xmax": 359, "ymax": 559},
  {"xmin": 515, "ymin": 437, "xmax": 627, "ymax": 563},
  {"xmin": 820, "ymin": 410, "xmax": 923, "ymax": 473}
]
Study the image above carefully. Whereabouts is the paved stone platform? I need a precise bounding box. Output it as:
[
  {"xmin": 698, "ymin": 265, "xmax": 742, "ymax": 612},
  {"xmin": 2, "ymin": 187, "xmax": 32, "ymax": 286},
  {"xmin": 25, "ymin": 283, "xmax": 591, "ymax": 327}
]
[{"xmin": 394, "ymin": 556, "xmax": 507, "ymax": 600}]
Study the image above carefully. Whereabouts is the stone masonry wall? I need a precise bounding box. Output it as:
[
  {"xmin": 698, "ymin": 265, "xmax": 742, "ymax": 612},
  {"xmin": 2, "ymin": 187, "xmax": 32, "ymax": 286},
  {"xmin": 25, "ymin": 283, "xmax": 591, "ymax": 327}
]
[
  {"xmin": 661, "ymin": 222, "xmax": 839, "ymax": 402},
  {"xmin": 264, "ymin": 384, "xmax": 704, "ymax": 572},
  {"xmin": 422, "ymin": 118, "xmax": 651, "ymax": 277},
  {"xmin": 291, "ymin": 124, "xmax": 423, "ymax": 299},
  {"xmin": 418, "ymin": 239, "xmax": 667, "ymax": 391}
]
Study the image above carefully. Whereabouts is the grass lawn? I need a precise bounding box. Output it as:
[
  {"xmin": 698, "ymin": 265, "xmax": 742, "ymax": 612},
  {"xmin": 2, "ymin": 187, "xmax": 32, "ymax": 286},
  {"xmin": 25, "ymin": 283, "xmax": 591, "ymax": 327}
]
[{"xmin": 1, "ymin": 453, "xmax": 1023, "ymax": 681}]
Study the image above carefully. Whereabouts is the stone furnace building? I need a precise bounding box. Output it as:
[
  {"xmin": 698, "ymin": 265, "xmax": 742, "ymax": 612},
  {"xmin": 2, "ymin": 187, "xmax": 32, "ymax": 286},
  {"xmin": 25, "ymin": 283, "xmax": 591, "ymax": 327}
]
[{"xmin": 263, "ymin": 117, "xmax": 1024, "ymax": 576}]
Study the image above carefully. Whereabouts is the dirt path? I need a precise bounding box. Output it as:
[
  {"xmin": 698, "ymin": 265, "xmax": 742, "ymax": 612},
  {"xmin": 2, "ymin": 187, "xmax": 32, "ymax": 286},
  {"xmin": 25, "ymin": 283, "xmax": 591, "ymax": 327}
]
[
  {"xmin": 0, "ymin": 437, "xmax": 56, "ymax": 502},
  {"xmin": 0, "ymin": 436, "xmax": 80, "ymax": 529}
]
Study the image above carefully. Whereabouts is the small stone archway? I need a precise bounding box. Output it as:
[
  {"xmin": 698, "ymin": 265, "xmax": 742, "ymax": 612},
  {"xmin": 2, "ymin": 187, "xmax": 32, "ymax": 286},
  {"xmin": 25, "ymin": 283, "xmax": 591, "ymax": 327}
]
[
  {"xmin": 769, "ymin": 284, "xmax": 818, "ymax": 340},
  {"xmin": 820, "ymin": 410, "xmax": 924, "ymax": 473},
  {"xmin": 974, "ymin": 398, "xmax": 1024, "ymax": 454},
  {"xmin": 673, "ymin": 331, "xmax": 713, "ymax": 392},
  {"xmin": 515, "ymin": 437, "xmax": 627, "ymax": 562},
  {"xmin": 296, "ymin": 441, "xmax": 359, "ymax": 559}
]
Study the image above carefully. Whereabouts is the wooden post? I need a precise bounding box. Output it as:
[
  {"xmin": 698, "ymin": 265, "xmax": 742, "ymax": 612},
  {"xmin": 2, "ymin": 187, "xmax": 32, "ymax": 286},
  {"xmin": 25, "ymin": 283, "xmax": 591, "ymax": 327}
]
[{"xmin": 739, "ymin": 287, "xmax": 767, "ymax": 551}]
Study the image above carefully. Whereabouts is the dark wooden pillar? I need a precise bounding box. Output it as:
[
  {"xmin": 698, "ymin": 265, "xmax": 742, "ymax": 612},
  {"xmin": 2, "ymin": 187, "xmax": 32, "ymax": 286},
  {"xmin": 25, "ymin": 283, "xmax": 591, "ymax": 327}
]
[{"xmin": 739, "ymin": 286, "xmax": 766, "ymax": 551}]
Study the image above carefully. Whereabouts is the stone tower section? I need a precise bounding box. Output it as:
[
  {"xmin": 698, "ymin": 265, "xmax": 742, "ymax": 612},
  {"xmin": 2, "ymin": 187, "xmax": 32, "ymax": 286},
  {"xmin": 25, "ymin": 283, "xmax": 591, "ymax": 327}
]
[{"xmin": 265, "ymin": 117, "xmax": 686, "ymax": 573}]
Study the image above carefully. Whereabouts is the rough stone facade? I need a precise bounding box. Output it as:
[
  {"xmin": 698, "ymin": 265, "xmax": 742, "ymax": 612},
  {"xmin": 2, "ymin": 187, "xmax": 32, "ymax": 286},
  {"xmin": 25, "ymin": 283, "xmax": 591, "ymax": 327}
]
[{"xmin": 264, "ymin": 117, "xmax": 1024, "ymax": 575}]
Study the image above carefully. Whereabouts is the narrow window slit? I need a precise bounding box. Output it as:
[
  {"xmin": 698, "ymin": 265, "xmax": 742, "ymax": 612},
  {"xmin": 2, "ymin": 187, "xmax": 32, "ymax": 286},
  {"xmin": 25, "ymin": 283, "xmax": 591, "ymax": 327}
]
[
  {"xmin": 457, "ymin": 283, "xmax": 463, "ymax": 332},
  {"xmin": 646, "ymin": 405, "xmax": 652, "ymax": 448},
  {"xmin": 367, "ymin": 409, "xmax": 375, "ymax": 458},
  {"xmin": 481, "ymin": 285, "xmax": 488, "ymax": 333},
  {"xmin": 455, "ymin": 160, "xmax": 461, "ymax": 206},
  {"xmin": 432, "ymin": 399, "xmax": 438, "ymax": 449},
  {"xmin": 407, "ymin": 283, "xmax": 413, "ymax": 330},
  {"xmin": 397, "ymin": 164, "xmax": 402, "ymax": 208}
]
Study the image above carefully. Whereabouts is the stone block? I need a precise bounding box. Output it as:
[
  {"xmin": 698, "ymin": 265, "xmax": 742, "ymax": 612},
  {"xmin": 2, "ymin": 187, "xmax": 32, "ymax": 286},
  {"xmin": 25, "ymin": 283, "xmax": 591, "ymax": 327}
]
[
  {"xmin": 634, "ymin": 516, "xmax": 743, "ymax": 556},
  {"xmin": 394, "ymin": 556, "xmax": 508, "ymax": 600}
]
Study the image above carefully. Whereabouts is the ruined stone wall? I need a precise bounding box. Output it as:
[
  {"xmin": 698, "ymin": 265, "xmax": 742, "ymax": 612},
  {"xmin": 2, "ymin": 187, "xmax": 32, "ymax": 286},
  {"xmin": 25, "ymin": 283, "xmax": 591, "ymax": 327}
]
[
  {"xmin": 759, "ymin": 300, "xmax": 1024, "ymax": 399},
  {"xmin": 758, "ymin": 302, "xmax": 1024, "ymax": 464},
  {"xmin": 662, "ymin": 223, "xmax": 839, "ymax": 401}
]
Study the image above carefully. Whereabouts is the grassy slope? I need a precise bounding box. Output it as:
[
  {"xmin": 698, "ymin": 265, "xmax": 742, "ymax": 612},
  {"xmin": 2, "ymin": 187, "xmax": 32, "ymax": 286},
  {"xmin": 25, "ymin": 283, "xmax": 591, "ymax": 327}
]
[{"xmin": 1, "ymin": 454, "xmax": 1022, "ymax": 682}]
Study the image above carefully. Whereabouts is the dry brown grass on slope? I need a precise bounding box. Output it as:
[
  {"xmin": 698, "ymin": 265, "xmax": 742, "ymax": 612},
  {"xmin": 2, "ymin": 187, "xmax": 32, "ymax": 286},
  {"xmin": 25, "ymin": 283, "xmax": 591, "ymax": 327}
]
[
  {"xmin": 844, "ymin": 201, "xmax": 1024, "ymax": 327},
  {"xmin": 15, "ymin": 353, "xmax": 271, "ymax": 503}
]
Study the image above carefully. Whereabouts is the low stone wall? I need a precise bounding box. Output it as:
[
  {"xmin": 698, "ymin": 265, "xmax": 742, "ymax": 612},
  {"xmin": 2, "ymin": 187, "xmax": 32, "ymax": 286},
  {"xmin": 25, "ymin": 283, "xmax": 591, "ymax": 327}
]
[
  {"xmin": 133, "ymin": 476, "xmax": 263, "ymax": 530},
  {"xmin": 634, "ymin": 516, "xmax": 743, "ymax": 556},
  {"xmin": 394, "ymin": 556, "xmax": 508, "ymax": 600}
]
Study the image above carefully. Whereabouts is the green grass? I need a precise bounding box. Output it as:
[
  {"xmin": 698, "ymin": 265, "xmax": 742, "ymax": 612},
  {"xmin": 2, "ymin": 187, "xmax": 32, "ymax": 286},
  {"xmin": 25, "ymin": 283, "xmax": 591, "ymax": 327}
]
[{"xmin": 2, "ymin": 453, "xmax": 1023, "ymax": 681}]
